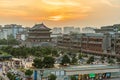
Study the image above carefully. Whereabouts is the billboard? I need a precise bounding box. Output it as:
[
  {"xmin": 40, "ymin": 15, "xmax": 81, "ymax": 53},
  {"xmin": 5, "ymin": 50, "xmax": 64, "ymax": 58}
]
[
  {"xmin": 105, "ymin": 72, "xmax": 111, "ymax": 78},
  {"xmin": 76, "ymin": 72, "xmax": 111, "ymax": 80},
  {"xmin": 89, "ymin": 73, "xmax": 95, "ymax": 78}
]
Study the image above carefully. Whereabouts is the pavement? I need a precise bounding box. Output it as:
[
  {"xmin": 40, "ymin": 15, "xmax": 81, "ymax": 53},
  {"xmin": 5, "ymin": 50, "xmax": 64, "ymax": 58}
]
[
  {"xmin": 0, "ymin": 73, "xmax": 9, "ymax": 80},
  {"xmin": 0, "ymin": 61, "xmax": 26, "ymax": 80},
  {"xmin": 103, "ymin": 77, "xmax": 120, "ymax": 80}
]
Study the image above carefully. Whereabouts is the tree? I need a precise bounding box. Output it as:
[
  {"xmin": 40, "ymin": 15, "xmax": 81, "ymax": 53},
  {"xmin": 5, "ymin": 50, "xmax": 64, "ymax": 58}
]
[
  {"xmin": 34, "ymin": 51, "xmax": 43, "ymax": 57},
  {"xmin": 25, "ymin": 69, "xmax": 33, "ymax": 77},
  {"xmin": 87, "ymin": 56, "xmax": 94, "ymax": 64},
  {"xmin": 116, "ymin": 57, "xmax": 120, "ymax": 63},
  {"xmin": 101, "ymin": 56, "xmax": 105, "ymax": 63},
  {"xmin": 40, "ymin": 47, "xmax": 52, "ymax": 56},
  {"xmin": 70, "ymin": 75, "xmax": 76, "ymax": 80},
  {"xmin": 7, "ymin": 34, "xmax": 19, "ymax": 45},
  {"xmin": 43, "ymin": 56, "xmax": 55, "ymax": 68},
  {"xmin": 78, "ymin": 53, "xmax": 83, "ymax": 59},
  {"xmin": 61, "ymin": 55, "xmax": 70, "ymax": 65},
  {"xmin": 51, "ymin": 49, "xmax": 59, "ymax": 57},
  {"xmin": 108, "ymin": 58, "xmax": 115, "ymax": 64},
  {"xmin": 0, "ymin": 46, "xmax": 30, "ymax": 58},
  {"xmin": 84, "ymin": 54, "xmax": 88, "ymax": 57},
  {"xmin": 32, "ymin": 58, "xmax": 43, "ymax": 68},
  {"xmin": 19, "ymin": 46, "xmax": 29, "ymax": 58},
  {"xmin": 0, "ymin": 39, "xmax": 7, "ymax": 45},
  {"xmin": 7, "ymin": 72, "xmax": 17, "ymax": 80},
  {"xmin": 71, "ymin": 56, "xmax": 77, "ymax": 65},
  {"xmin": 101, "ymin": 56, "xmax": 105, "ymax": 61},
  {"xmin": 7, "ymin": 72, "xmax": 13, "ymax": 80},
  {"xmin": 48, "ymin": 74, "xmax": 57, "ymax": 80},
  {"xmin": 25, "ymin": 69, "xmax": 33, "ymax": 80}
]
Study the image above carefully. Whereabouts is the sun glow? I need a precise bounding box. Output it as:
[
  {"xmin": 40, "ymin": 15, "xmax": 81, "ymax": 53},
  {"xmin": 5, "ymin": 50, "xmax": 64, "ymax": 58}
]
[
  {"xmin": 0, "ymin": 0, "xmax": 120, "ymax": 27},
  {"xmin": 41, "ymin": 0, "xmax": 79, "ymax": 6},
  {"xmin": 48, "ymin": 15, "xmax": 64, "ymax": 21}
]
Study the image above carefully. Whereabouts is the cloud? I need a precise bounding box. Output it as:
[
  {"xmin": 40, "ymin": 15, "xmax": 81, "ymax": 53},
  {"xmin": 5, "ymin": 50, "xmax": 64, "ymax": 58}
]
[
  {"xmin": 101, "ymin": 0, "xmax": 120, "ymax": 7},
  {"xmin": 41, "ymin": 0, "xmax": 79, "ymax": 6},
  {"xmin": 0, "ymin": 0, "xmax": 120, "ymax": 27}
]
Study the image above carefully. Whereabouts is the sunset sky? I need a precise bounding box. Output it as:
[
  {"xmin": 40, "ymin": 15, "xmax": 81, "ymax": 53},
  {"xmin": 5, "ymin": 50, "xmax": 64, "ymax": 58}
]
[{"xmin": 0, "ymin": 0, "xmax": 120, "ymax": 28}]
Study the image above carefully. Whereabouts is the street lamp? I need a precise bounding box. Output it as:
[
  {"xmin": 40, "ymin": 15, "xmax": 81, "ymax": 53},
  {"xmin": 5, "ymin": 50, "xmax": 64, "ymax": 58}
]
[
  {"xmin": 40, "ymin": 69, "xmax": 44, "ymax": 80},
  {"xmin": 118, "ymin": 63, "xmax": 120, "ymax": 78}
]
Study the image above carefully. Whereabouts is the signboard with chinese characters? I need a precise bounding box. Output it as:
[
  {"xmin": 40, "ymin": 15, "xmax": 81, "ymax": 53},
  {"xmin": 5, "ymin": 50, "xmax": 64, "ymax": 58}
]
[{"xmin": 89, "ymin": 73, "xmax": 95, "ymax": 78}]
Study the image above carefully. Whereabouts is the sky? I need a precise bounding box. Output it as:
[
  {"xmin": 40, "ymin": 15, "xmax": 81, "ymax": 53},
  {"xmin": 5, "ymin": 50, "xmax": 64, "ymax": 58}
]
[{"xmin": 0, "ymin": 0, "xmax": 120, "ymax": 28}]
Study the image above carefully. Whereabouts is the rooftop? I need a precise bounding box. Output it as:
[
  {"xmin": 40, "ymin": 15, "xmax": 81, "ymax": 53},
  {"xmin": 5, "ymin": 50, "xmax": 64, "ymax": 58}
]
[
  {"xmin": 39, "ymin": 64, "xmax": 120, "ymax": 77},
  {"xmin": 30, "ymin": 23, "xmax": 51, "ymax": 30}
]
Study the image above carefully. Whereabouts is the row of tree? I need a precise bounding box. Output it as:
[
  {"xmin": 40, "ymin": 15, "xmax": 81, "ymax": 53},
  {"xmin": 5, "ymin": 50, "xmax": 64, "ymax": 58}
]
[
  {"xmin": 0, "ymin": 46, "xmax": 119, "ymax": 66},
  {"xmin": 0, "ymin": 35, "xmax": 19, "ymax": 45},
  {"xmin": 0, "ymin": 46, "xmax": 59, "ymax": 58},
  {"xmin": 32, "ymin": 56, "xmax": 55, "ymax": 68},
  {"xmin": 32, "ymin": 53, "xmax": 85, "ymax": 68},
  {"xmin": 7, "ymin": 72, "xmax": 22, "ymax": 80}
]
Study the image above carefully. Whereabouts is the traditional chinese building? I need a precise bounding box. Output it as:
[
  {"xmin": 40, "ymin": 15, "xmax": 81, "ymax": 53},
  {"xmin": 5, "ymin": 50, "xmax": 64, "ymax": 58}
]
[{"xmin": 26, "ymin": 23, "xmax": 51, "ymax": 47}]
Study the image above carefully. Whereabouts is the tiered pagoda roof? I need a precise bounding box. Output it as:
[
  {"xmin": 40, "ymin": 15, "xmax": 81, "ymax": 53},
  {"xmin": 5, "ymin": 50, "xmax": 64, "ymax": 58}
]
[{"xmin": 30, "ymin": 23, "xmax": 51, "ymax": 30}]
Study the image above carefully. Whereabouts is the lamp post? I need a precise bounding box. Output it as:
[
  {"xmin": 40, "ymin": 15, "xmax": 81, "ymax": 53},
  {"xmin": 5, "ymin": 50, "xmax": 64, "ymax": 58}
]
[
  {"xmin": 118, "ymin": 63, "xmax": 120, "ymax": 78},
  {"xmin": 40, "ymin": 69, "xmax": 44, "ymax": 80},
  {"xmin": 114, "ymin": 29, "xmax": 118, "ymax": 57}
]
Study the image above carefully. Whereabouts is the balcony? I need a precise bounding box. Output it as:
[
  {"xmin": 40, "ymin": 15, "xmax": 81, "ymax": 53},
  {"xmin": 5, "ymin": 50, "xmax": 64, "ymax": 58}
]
[
  {"xmin": 116, "ymin": 43, "xmax": 120, "ymax": 45},
  {"xmin": 88, "ymin": 41, "xmax": 102, "ymax": 44},
  {"xmin": 28, "ymin": 31, "xmax": 51, "ymax": 33},
  {"xmin": 28, "ymin": 36, "xmax": 51, "ymax": 38},
  {"xmin": 82, "ymin": 41, "xmax": 88, "ymax": 43}
]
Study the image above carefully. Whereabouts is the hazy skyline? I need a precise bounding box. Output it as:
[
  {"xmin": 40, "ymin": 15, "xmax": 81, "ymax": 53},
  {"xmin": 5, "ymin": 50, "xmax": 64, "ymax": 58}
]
[{"xmin": 0, "ymin": 0, "xmax": 120, "ymax": 28}]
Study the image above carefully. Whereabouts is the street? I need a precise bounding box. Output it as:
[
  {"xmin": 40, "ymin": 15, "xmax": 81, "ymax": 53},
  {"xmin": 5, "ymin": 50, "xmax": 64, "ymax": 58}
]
[{"xmin": 104, "ymin": 78, "xmax": 120, "ymax": 80}]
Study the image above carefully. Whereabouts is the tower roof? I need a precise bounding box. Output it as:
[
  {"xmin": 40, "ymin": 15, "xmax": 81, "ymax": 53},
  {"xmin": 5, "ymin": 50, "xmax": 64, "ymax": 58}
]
[{"xmin": 30, "ymin": 23, "xmax": 51, "ymax": 30}]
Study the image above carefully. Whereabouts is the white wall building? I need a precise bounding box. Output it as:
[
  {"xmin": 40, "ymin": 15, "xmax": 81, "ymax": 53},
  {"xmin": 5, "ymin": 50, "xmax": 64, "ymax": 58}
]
[
  {"xmin": 21, "ymin": 34, "xmax": 26, "ymax": 41},
  {"xmin": 2, "ymin": 24, "xmax": 27, "ymax": 39},
  {"xmin": 74, "ymin": 27, "xmax": 80, "ymax": 33},
  {"xmin": 52, "ymin": 27, "xmax": 62, "ymax": 34},
  {"xmin": 63, "ymin": 27, "xmax": 74, "ymax": 34},
  {"xmin": 82, "ymin": 27, "xmax": 95, "ymax": 33},
  {"xmin": 63, "ymin": 27, "xmax": 80, "ymax": 34},
  {"xmin": 0, "ymin": 30, "xmax": 7, "ymax": 39}
]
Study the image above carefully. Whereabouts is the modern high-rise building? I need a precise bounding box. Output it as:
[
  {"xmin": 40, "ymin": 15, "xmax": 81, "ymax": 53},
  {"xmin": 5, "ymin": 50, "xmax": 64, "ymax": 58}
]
[
  {"xmin": 2, "ymin": 24, "xmax": 25, "ymax": 39},
  {"xmin": 94, "ymin": 24, "xmax": 120, "ymax": 33},
  {"xmin": 0, "ymin": 30, "xmax": 7, "ymax": 39},
  {"xmin": 0, "ymin": 24, "xmax": 28, "ymax": 40}
]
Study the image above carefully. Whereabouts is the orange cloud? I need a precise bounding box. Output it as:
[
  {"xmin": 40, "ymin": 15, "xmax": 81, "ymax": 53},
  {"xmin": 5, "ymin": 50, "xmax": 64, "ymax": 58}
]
[
  {"xmin": 41, "ymin": 0, "xmax": 79, "ymax": 6},
  {"xmin": 0, "ymin": 0, "xmax": 92, "ymax": 21},
  {"xmin": 47, "ymin": 15, "xmax": 64, "ymax": 21},
  {"xmin": 0, "ymin": 0, "xmax": 92, "ymax": 22},
  {"xmin": 0, "ymin": 0, "xmax": 120, "ymax": 27}
]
